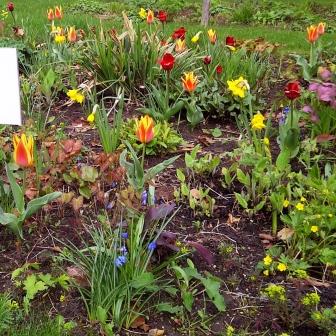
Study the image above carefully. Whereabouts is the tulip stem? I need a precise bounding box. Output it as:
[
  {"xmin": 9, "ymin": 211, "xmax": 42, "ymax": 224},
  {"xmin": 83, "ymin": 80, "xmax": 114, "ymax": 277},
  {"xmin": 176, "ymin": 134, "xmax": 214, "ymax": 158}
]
[
  {"xmin": 290, "ymin": 100, "xmax": 294, "ymax": 129},
  {"xmin": 141, "ymin": 144, "xmax": 146, "ymax": 171},
  {"xmin": 22, "ymin": 168, "xmax": 27, "ymax": 196},
  {"xmin": 165, "ymin": 71, "xmax": 170, "ymax": 110}
]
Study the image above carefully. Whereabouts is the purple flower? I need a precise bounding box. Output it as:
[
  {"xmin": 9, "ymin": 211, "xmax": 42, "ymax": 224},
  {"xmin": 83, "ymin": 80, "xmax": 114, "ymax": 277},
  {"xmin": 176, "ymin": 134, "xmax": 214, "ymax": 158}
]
[
  {"xmin": 120, "ymin": 246, "xmax": 128, "ymax": 255},
  {"xmin": 121, "ymin": 232, "xmax": 128, "ymax": 239},
  {"xmin": 141, "ymin": 190, "xmax": 148, "ymax": 206},
  {"xmin": 115, "ymin": 255, "xmax": 127, "ymax": 267},
  {"xmin": 148, "ymin": 241, "xmax": 157, "ymax": 251},
  {"xmin": 302, "ymin": 105, "xmax": 313, "ymax": 113},
  {"xmin": 309, "ymin": 82, "xmax": 336, "ymax": 105}
]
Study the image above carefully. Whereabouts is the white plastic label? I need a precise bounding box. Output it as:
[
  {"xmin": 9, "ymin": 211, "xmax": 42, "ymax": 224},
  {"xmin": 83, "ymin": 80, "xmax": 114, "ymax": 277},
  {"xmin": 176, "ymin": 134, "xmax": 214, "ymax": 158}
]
[{"xmin": 0, "ymin": 48, "xmax": 21, "ymax": 125}]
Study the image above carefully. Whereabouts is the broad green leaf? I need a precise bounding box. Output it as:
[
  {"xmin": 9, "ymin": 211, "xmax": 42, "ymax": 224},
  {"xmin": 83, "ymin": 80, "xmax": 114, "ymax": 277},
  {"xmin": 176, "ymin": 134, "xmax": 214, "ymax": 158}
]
[
  {"xmin": 201, "ymin": 276, "xmax": 226, "ymax": 312},
  {"xmin": 234, "ymin": 192, "xmax": 248, "ymax": 209},
  {"xmin": 6, "ymin": 165, "xmax": 24, "ymax": 213}
]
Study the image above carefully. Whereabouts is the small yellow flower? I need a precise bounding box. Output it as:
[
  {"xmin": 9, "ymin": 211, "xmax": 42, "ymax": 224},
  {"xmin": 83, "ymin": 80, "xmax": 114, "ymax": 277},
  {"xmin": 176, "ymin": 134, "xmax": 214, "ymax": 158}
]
[
  {"xmin": 300, "ymin": 196, "xmax": 306, "ymax": 202},
  {"xmin": 251, "ymin": 112, "xmax": 266, "ymax": 130},
  {"xmin": 263, "ymin": 269, "xmax": 269, "ymax": 276},
  {"xmin": 295, "ymin": 202, "xmax": 304, "ymax": 211},
  {"xmin": 67, "ymin": 89, "xmax": 85, "ymax": 104},
  {"xmin": 311, "ymin": 225, "xmax": 319, "ymax": 233},
  {"xmin": 283, "ymin": 199, "xmax": 290, "ymax": 208},
  {"xmin": 191, "ymin": 31, "xmax": 202, "ymax": 43},
  {"xmin": 227, "ymin": 76, "xmax": 249, "ymax": 98},
  {"xmin": 59, "ymin": 295, "xmax": 65, "ymax": 302},
  {"xmin": 263, "ymin": 137, "xmax": 270, "ymax": 146},
  {"xmin": 328, "ymin": 213, "xmax": 333, "ymax": 218},
  {"xmin": 138, "ymin": 8, "xmax": 147, "ymax": 19},
  {"xmin": 55, "ymin": 34, "xmax": 66, "ymax": 44},
  {"xmin": 263, "ymin": 255, "xmax": 272, "ymax": 266},
  {"xmin": 87, "ymin": 112, "xmax": 95, "ymax": 123},
  {"xmin": 277, "ymin": 263, "xmax": 287, "ymax": 272}
]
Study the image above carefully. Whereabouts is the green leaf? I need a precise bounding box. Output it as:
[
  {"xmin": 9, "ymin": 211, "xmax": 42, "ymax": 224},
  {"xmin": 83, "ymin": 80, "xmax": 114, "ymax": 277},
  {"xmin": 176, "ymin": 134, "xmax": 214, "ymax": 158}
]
[
  {"xmin": 6, "ymin": 165, "xmax": 24, "ymax": 213},
  {"xmin": 80, "ymin": 166, "xmax": 99, "ymax": 183},
  {"xmin": 176, "ymin": 168, "xmax": 185, "ymax": 182},
  {"xmin": 23, "ymin": 192, "xmax": 61, "ymax": 220},
  {"xmin": 131, "ymin": 272, "xmax": 155, "ymax": 289},
  {"xmin": 157, "ymin": 302, "xmax": 182, "ymax": 314},
  {"xmin": 79, "ymin": 186, "xmax": 92, "ymax": 199},
  {"xmin": 234, "ymin": 192, "xmax": 248, "ymax": 209},
  {"xmin": 201, "ymin": 275, "xmax": 226, "ymax": 312},
  {"xmin": 276, "ymin": 149, "xmax": 290, "ymax": 171},
  {"xmin": 211, "ymin": 128, "xmax": 222, "ymax": 138},
  {"xmin": 236, "ymin": 168, "xmax": 250, "ymax": 186},
  {"xmin": 145, "ymin": 155, "xmax": 180, "ymax": 182},
  {"xmin": 23, "ymin": 274, "xmax": 47, "ymax": 300},
  {"xmin": 182, "ymin": 290, "xmax": 194, "ymax": 312}
]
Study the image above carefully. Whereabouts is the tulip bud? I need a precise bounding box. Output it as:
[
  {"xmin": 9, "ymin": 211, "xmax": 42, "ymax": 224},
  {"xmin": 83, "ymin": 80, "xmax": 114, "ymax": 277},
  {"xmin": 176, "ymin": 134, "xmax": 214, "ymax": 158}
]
[
  {"xmin": 7, "ymin": 2, "xmax": 14, "ymax": 12},
  {"xmin": 203, "ymin": 56, "xmax": 212, "ymax": 65}
]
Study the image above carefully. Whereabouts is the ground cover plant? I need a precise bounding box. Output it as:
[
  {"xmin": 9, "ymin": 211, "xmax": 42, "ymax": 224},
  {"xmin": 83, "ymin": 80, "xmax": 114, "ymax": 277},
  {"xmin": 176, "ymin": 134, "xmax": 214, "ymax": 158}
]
[{"xmin": 0, "ymin": 1, "xmax": 336, "ymax": 335}]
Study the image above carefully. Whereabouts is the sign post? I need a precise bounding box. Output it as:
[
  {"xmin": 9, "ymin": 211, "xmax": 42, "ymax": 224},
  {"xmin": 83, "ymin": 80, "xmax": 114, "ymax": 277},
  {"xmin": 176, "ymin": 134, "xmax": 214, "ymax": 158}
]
[{"xmin": 0, "ymin": 48, "xmax": 22, "ymax": 125}]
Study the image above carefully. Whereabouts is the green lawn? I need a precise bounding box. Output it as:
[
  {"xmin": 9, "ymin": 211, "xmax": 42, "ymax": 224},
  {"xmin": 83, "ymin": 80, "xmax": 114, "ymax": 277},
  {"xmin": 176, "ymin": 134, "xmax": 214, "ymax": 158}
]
[{"xmin": 5, "ymin": 0, "xmax": 336, "ymax": 55}]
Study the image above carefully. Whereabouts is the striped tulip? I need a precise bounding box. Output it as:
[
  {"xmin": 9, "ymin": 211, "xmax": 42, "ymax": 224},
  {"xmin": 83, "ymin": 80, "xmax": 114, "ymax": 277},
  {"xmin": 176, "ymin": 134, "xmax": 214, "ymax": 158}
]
[
  {"xmin": 136, "ymin": 115, "xmax": 155, "ymax": 144},
  {"xmin": 54, "ymin": 6, "xmax": 63, "ymax": 20},
  {"xmin": 147, "ymin": 9, "xmax": 154, "ymax": 24},
  {"xmin": 47, "ymin": 8, "xmax": 54, "ymax": 21},
  {"xmin": 175, "ymin": 38, "xmax": 186, "ymax": 53},
  {"xmin": 13, "ymin": 134, "xmax": 34, "ymax": 168},
  {"xmin": 182, "ymin": 72, "xmax": 198, "ymax": 93},
  {"xmin": 207, "ymin": 29, "xmax": 216, "ymax": 44},
  {"xmin": 67, "ymin": 26, "xmax": 77, "ymax": 42},
  {"xmin": 317, "ymin": 22, "xmax": 325, "ymax": 35},
  {"xmin": 307, "ymin": 25, "xmax": 319, "ymax": 43}
]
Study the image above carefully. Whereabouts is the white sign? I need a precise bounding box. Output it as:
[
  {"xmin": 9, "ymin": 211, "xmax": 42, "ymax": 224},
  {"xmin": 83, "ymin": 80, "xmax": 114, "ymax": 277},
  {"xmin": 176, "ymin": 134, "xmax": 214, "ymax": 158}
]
[{"xmin": 0, "ymin": 48, "xmax": 21, "ymax": 125}]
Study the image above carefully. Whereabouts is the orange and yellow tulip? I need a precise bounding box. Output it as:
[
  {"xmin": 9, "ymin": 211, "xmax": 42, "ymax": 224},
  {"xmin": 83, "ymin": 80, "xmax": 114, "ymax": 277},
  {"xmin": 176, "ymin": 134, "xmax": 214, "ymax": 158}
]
[
  {"xmin": 67, "ymin": 26, "xmax": 77, "ymax": 42},
  {"xmin": 47, "ymin": 8, "xmax": 54, "ymax": 21},
  {"xmin": 175, "ymin": 38, "xmax": 186, "ymax": 53},
  {"xmin": 182, "ymin": 72, "xmax": 198, "ymax": 93},
  {"xmin": 13, "ymin": 134, "xmax": 34, "ymax": 168},
  {"xmin": 307, "ymin": 25, "xmax": 319, "ymax": 43},
  {"xmin": 54, "ymin": 6, "xmax": 63, "ymax": 20},
  {"xmin": 136, "ymin": 115, "xmax": 155, "ymax": 144},
  {"xmin": 207, "ymin": 29, "xmax": 216, "ymax": 44},
  {"xmin": 146, "ymin": 10, "xmax": 154, "ymax": 24},
  {"xmin": 317, "ymin": 22, "xmax": 325, "ymax": 35}
]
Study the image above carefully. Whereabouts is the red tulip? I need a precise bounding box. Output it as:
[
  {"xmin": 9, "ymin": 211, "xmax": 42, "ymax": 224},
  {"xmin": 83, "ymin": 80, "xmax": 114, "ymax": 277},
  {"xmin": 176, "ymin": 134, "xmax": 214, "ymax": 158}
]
[
  {"xmin": 203, "ymin": 56, "xmax": 211, "ymax": 65},
  {"xmin": 157, "ymin": 10, "xmax": 167, "ymax": 23},
  {"xmin": 225, "ymin": 36, "xmax": 236, "ymax": 47},
  {"xmin": 160, "ymin": 53, "xmax": 175, "ymax": 71},
  {"xmin": 216, "ymin": 65, "xmax": 223, "ymax": 74},
  {"xmin": 7, "ymin": 2, "xmax": 14, "ymax": 12},
  {"xmin": 284, "ymin": 81, "xmax": 301, "ymax": 100},
  {"xmin": 172, "ymin": 27, "xmax": 186, "ymax": 40}
]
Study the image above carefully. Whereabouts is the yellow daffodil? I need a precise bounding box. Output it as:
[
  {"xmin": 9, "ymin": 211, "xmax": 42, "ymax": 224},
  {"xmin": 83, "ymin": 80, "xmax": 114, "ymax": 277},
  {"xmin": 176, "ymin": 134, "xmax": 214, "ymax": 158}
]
[
  {"xmin": 191, "ymin": 31, "xmax": 202, "ymax": 43},
  {"xmin": 311, "ymin": 225, "xmax": 319, "ymax": 233},
  {"xmin": 277, "ymin": 263, "xmax": 287, "ymax": 272},
  {"xmin": 295, "ymin": 202, "xmax": 304, "ymax": 211},
  {"xmin": 251, "ymin": 112, "xmax": 266, "ymax": 130},
  {"xmin": 55, "ymin": 34, "xmax": 66, "ymax": 44},
  {"xmin": 263, "ymin": 255, "xmax": 272, "ymax": 266},
  {"xmin": 67, "ymin": 89, "xmax": 84, "ymax": 104},
  {"xmin": 227, "ymin": 76, "xmax": 249, "ymax": 98},
  {"xmin": 87, "ymin": 112, "xmax": 96, "ymax": 123},
  {"xmin": 138, "ymin": 8, "xmax": 147, "ymax": 19}
]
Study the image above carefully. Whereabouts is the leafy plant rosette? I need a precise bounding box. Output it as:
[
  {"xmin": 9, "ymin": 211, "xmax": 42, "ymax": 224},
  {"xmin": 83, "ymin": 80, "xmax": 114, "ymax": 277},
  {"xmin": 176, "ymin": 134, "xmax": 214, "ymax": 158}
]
[{"xmin": 120, "ymin": 118, "xmax": 183, "ymax": 155}]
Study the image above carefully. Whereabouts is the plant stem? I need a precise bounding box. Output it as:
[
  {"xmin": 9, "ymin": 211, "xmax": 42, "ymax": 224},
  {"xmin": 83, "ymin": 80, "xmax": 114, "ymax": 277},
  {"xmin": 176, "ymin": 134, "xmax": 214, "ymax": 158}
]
[
  {"xmin": 141, "ymin": 144, "xmax": 146, "ymax": 171},
  {"xmin": 272, "ymin": 210, "xmax": 278, "ymax": 236}
]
